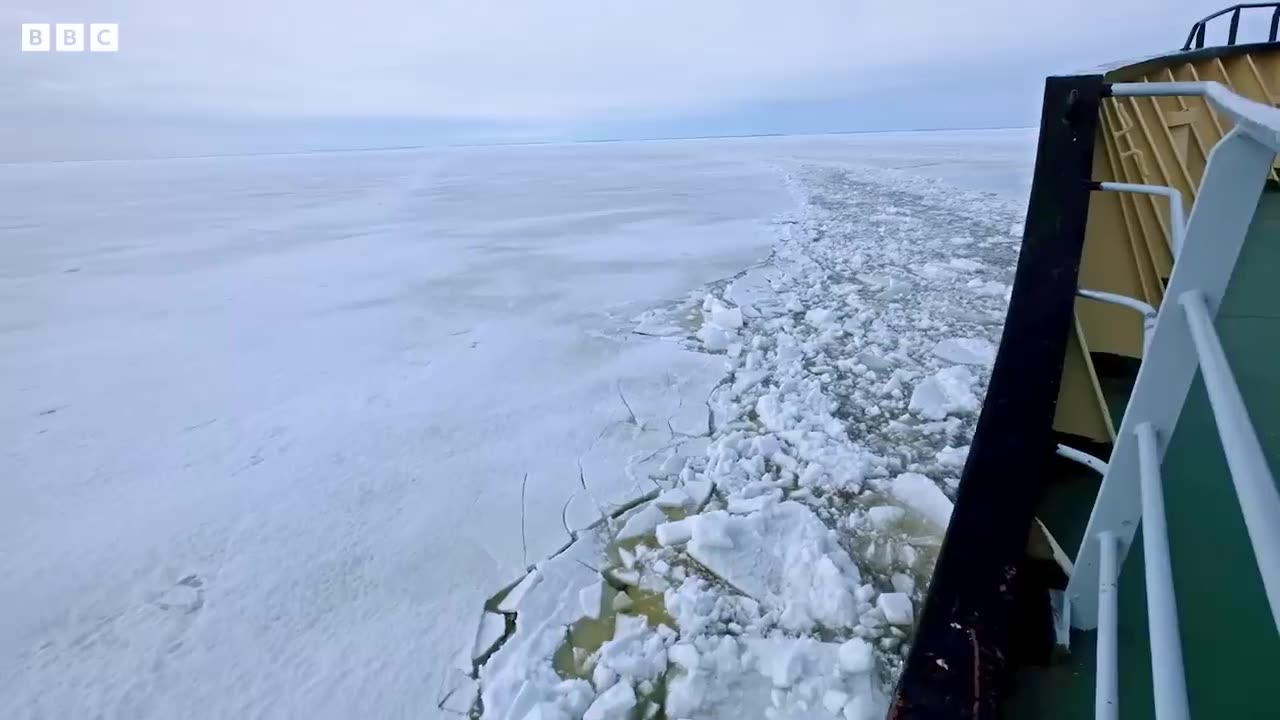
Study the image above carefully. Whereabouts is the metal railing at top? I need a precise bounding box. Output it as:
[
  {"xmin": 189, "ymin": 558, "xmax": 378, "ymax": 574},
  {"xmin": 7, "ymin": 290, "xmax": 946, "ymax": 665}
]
[
  {"xmin": 1064, "ymin": 80, "xmax": 1280, "ymax": 720},
  {"xmin": 1183, "ymin": 3, "xmax": 1280, "ymax": 50}
]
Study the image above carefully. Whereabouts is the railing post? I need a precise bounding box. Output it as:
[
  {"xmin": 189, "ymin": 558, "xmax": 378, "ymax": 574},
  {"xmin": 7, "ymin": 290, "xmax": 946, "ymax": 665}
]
[
  {"xmin": 1096, "ymin": 530, "xmax": 1119, "ymax": 720},
  {"xmin": 1136, "ymin": 423, "xmax": 1190, "ymax": 720},
  {"xmin": 1228, "ymin": 7, "xmax": 1242, "ymax": 45}
]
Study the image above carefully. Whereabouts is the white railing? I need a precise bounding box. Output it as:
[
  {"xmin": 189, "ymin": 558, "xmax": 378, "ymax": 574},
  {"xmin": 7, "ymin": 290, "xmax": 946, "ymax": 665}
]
[
  {"xmin": 1095, "ymin": 182, "xmax": 1187, "ymax": 255},
  {"xmin": 1076, "ymin": 288, "xmax": 1158, "ymax": 350},
  {"xmin": 1063, "ymin": 81, "xmax": 1280, "ymax": 719},
  {"xmin": 1057, "ymin": 443, "xmax": 1110, "ymax": 476}
]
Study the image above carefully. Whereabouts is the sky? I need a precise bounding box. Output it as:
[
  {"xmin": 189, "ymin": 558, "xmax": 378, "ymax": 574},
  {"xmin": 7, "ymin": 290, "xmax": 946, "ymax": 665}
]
[{"xmin": 0, "ymin": 0, "xmax": 1264, "ymax": 160}]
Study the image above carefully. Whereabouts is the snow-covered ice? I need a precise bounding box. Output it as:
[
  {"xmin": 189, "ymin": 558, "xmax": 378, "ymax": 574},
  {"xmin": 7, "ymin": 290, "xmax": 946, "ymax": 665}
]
[
  {"xmin": 685, "ymin": 502, "xmax": 864, "ymax": 631},
  {"xmin": 889, "ymin": 473, "xmax": 955, "ymax": 532},
  {"xmin": 908, "ymin": 366, "xmax": 981, "ymax": 420},
  {"xmin": 931, "ymin": 337, "xmax": 996, "ymax": 366},
  {"xmin": 0, "ymin": 129, "xmax": 1032, "ymax": 718}
]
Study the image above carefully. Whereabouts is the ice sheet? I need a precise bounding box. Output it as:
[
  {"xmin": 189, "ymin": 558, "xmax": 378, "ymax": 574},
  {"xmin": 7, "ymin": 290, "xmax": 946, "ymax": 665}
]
[{"xmin": 0, "ymin": 130, "xmax": 1032, "ymax": 718}]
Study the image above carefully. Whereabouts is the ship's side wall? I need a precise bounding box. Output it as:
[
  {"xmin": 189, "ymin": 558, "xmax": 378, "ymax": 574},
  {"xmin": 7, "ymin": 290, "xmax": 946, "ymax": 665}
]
[{"xmin": 1058, "ymin": 45, "xmax": 1280, "ymax": 443}]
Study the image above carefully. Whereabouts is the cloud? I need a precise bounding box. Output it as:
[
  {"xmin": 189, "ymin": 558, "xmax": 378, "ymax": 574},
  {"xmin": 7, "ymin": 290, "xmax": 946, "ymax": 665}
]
[{"xmin": 6, "ymin": 0, "xmax": 1232, "ymax": 122}]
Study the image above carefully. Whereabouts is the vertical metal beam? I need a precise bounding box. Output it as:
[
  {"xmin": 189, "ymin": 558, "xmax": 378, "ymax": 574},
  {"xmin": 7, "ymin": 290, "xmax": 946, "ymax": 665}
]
[
  {"xmin": 1096, "ymin": 531, "xmax": 1119, "ymax": 720},
  {"xmin": 1179, "ymin": 290, "xmax": 1280, "ymax": 628},
  {"xmin": 1136, "ymin": 423, "xmax": 1190, "ymax": 720},
  {"xmin": 1067, "ymin": 128, "xmax": 1276, "ymax": 628},
  {"xmin": 1228, "ymin": 7, "xmax": 1241, "ymax": 45},
  {"xmin": 891, "ymin": 75, "xmax": 1106, "ymax": 719}
]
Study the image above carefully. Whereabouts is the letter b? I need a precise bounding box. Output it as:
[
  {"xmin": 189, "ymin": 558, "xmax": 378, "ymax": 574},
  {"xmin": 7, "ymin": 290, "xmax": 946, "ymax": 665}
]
[
  {"xmin": 55, "ymin": 23, "xmax": 85, "ymax": 52},
  {"xmin": 21, "ymin": 23, "xmax": 50, "ymax": 52}
]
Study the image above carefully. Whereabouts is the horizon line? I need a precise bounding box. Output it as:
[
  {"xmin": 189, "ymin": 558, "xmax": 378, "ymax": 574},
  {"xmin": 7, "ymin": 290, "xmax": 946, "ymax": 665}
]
[{"xmin": 0, "ymin": 124, "xmax": 1036, "ymax": 167}]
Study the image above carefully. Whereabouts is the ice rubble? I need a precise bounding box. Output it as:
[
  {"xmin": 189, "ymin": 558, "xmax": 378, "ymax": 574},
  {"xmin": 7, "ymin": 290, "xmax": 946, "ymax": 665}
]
[{"xmin": 466, "ymin": 165, "xmax": 1023, "ymax": 719}]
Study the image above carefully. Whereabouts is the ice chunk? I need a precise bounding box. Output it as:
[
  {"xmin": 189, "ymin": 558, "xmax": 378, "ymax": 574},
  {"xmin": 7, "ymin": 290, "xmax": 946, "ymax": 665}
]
[
  {"xmin": 691, "ymin": 514, "xmax": 734, "ymax": 549},
  {"xmin": 891, "ymin": 573, "xmax": 915, "ymax": 595},
  {"xmin": 440, "ymin": 674, "xmax": 480, "ymax": 714},
  {"xmin": 522, "ymin": 702, "xmax": 572, "ymax": 720},
  {"xmin": 654, "ymin": 487, "xmax": 691, "ymax": 510},
  {"xmin": 656, "ymin": 519, "xmax": 693, "ymax": 547},
  {"xmin": 732, "ymin": 369, "xmax": 769, "ymax": 395},
  {"xmin": 967, "ymin": 279, "xmax": 1008, "ymax": 298},
  {"xmin": 558, "ymin": 680, "xmax": 595, "ymax": 717},
  {"xmin": 498, "ymin": 570, "xmax": 542, "ymax": 613},
  {"xmin": 908, "ymin": 366, "xmax": 978, "ymax": 420},
  {"xmin": 838, "ymin": 638, "xmax": 874, "ymax": 674},
  {"xmin": 473, "ymin": 611, "xmax": 507, "ymax": 660},
  {"xmin": 875, "ymin": 278, "xmax": 911, "ymax": 300},
  {"xmin": 617, "ymin": 503, "xmax": 667, "ymax": 541},
  {"xmin": 855, "ymin": 584, "xmax": 876, "ymax": 604},
  {"xmin": 685, "ymin": 502, "xmax": 863, "ymax": 631},
  {"xmin": 890, "ymin": 473, "xmax": 954, "ymax": 531},
  {"xmin": 696, "ymin": 324, "xmax": 732, "ymax": 351},
  {"xmin": 668, "ymin": 643, "xmax": 700, "ymax": 671},
  {"xmin": 824, "ymin": 690, "xmax": 850, "ymax": 714},
  {"xmin": 711, "ymin": 306, "xmax": 744, "ymax": 330},
  {"xmin": 726, "ymin": 489, "xmax": 782, "ymax": 515},
  {"xmin": 579, "ymin": 581, "xmax": 604, "ymax": 619},
  {"xmin": 948, "ymin": 258, "xmax": 984, "ymax": 272},
  {"xmin": 877, "ymin": 593, "xmax": 913, "ymax": 626},
  {"xmin": 759, "ymin": 639, "xmax": 805, "ymax": 688},
  {"xmin": 583, "ymin": 681, "xmax": 636, "ymax": 720},
  {"xmin": 935, "ymin": 445, "xmax": 969, "ymax": 470},
  {"xmin": 683, "ymin": 479, "xmax": 714, "ymax": 509},
  {"xmin": 805, "ymin": 308, "xmax": 835, "ymax": 328},
  {"xmin": 916, "ymin": 263, "xmax": 956, "ymax": 281},
  {"xmin": 607, "ymin": 568, "xmax": 640, "ymax": 587},
  {"xmin": 866, "ymin": 506, "xmax": 906, "ymax": 531},
  {"xmin": 633, "ymin": 309, "xmax": 683, "ymax": 337},
  {"xmin": 844, "ymin": 695, "xmax": 873, "ymax": 720},
  {"xmin": 930, "ymin": 338, "xmax": 995, "ymax": 366}
]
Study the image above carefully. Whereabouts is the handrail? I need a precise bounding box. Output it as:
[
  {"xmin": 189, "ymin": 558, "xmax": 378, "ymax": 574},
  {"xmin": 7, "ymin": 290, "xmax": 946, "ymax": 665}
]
[
  {"xmin": 1066, "ymin": 80, "xmax": 1280, "ymax": 720},
  {"xmin": 1182, "ymin": 3, "xmax": 1280, "ymax": 50},
  {"xmin": 1057, "ymin": 443, "xmax": 1109, "ymax": 475},
  {"xmin": 1092, "ymin": 182, "xmax": 1186, "ymax": 256},
  {"xmin": 1109, "ymin": 81, "xmax": 1280, "ymax": 154},
  {"xmin": 1076, "ymin": 287, "xmax": 1158, "ymax": 349}
]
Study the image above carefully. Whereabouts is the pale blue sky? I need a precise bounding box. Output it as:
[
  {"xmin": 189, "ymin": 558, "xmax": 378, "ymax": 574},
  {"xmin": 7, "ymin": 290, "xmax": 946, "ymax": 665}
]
[{"xmin": 1, "ymin": 0, "xmax": 1265, "ymax": 160}]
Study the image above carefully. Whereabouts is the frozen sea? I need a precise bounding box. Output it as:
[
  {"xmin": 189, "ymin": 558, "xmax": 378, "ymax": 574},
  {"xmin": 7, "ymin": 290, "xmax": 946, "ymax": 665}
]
[{"xmin": 0, "ymin": 129, "xmax": 1035, "ymax": 719}]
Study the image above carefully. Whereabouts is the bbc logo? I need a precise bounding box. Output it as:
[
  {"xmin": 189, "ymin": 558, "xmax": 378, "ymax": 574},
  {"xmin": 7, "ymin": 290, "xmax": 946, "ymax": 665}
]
[{"xmin": 21, "ymin": 23, "xmax": 119, "ymax": 52}]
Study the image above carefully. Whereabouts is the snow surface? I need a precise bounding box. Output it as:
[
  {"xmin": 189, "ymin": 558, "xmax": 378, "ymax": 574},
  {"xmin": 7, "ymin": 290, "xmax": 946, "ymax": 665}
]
[{"xmin": 0, "ymin": 129, "xmax": 1032, "ymax": 718}]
